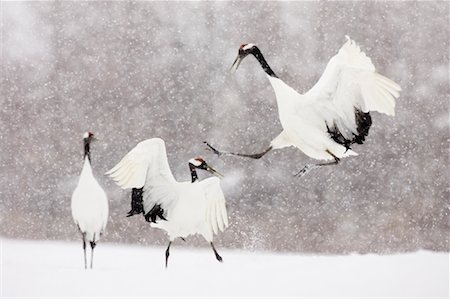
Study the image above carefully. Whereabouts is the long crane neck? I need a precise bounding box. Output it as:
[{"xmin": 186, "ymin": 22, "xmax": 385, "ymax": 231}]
[
  {"xmin": 84, "ymin": 139, "xmax": 91, "ymax": 163},
  {"xmin": 189, "ymin": 163, "xmax": 198, "ymax": 183},
  {"xmin": 252, "ymin": 47, "xmax": 278, "ymax": 78}
]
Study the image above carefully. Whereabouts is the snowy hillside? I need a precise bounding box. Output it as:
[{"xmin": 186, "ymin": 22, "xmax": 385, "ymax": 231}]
[{"xmin": 1, "ymin": 239, "xmax": 448, "ymax": 298}]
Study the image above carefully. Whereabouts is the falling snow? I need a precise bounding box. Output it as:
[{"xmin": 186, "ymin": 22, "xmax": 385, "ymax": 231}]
[{"xmin": 1, "ymin": 2, "xmax": 449, "ymax": 257}]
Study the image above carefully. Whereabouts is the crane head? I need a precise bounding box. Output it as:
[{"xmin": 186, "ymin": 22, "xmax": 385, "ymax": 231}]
[
  {"xmin": 189, "ymin": 157, "xmax": 224, "ymax": 179},
  {"xmin": 230, "ymin": 43, "xmax": 256, "ymax": 73},
  {"xmin": 83, "ymin": 131, "xmax": 97, "ymax": 143}
]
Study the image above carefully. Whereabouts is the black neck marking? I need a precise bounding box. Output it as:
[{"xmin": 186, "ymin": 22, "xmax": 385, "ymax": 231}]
[
  {"xmin": 189, "ymin": 163, "xmax": 198, "ymax": 183},
  {"xmin": 84, "ymin": 139, "xmax": 91, "ymax": 163},
  {"xmin": 251, "ymin": 47, "xmax": 278, "ymax": 78}
]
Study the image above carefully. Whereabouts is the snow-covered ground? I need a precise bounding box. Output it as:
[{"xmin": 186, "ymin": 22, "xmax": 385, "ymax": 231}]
[{"xmin": 1, "ymin": 238, "xmax": 448, "ymax": 298}]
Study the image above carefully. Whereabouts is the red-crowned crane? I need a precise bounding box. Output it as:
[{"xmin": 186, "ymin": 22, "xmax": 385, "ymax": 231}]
[
  {"xmin": 106, "ymin": 138, "xmax": 228, "ymax": 268},
  {"xmin": 71, "ymin": 132, "xmax": 108, "ymax": 269},
  {"xmin": 205, "ymin": 37, "xmax": 401, "ymax": 176}
]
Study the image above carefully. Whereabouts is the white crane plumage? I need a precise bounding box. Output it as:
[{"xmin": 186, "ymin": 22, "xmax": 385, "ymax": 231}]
[
  {"xmin": 205, "ymin": 37, "xmax": 401, "ymax": 176},
  {"xmin": 71, "ymin": 132, "xmax": 108, "ymax": 269},
  {"xmin": 106, "ymin": 138, "xmax": 228, "ymax": 267}
]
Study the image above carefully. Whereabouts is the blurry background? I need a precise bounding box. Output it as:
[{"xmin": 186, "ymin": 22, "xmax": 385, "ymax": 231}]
[{"xmin": 1, "ymin": 1, "xmax": 448, "ymax": 253}]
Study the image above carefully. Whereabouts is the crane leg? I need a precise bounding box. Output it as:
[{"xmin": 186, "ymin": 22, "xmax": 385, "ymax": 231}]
[
  {"xmin": 90, "ymin": 234, "xmax": 96, "ymax": 269},
  {"xmin": 210, "ymin": 242, "xmax": 223, "ymax": 262},
  {"xmin": 82, "ymin": 232, "xmax": 87, "ymax": 269},
  {"xmin": 165, "ymin": 241, "xmax": 172, "ymax": 269},
  {"xmin": 204, "ymin": 141, "xmax": 272, "ymax": 159},
  {"xmin": 295, "ymin": 150, "xmax": 340, "ymax": 177}
]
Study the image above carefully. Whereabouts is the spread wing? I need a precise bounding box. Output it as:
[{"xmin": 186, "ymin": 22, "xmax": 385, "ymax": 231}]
[
  {"xmin": 200, "ymin": 177, "xmax": 229, "ymax": 235},
  {"xmin": 106, "ymin": 138, "xmax": 176, "ymax": 189},
  {"xmin": 304, "ymin": 36, "xmax": 401, "ymax": 141},
  {"xmin": 106, "ymin": 138, "xmax": 178, "ymax": 217}
]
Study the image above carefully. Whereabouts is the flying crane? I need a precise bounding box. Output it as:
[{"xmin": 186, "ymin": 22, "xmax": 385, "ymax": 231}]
[{"xmin": 205, "ymin": 37, "xmax": 401, "ymax": 176}]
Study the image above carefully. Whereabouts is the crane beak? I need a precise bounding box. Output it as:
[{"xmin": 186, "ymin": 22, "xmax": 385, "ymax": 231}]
[
  {"xmin": 230, "ymin": 54, "xmax": 243, "ymax": 73},
  {"xmin": 206, "ymin": 165, "xmax": 224, "ymax": 179}
]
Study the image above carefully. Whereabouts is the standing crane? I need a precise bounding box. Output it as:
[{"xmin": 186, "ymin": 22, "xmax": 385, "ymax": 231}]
[
  {"xmin": 205, "ymin": 37, "xmax": 401, "ymax": 176},
  {"xmin": 106, "ymin": 138, "xmax": 228, "ymax": 268},
  {"xmin": 71, "ymin": 132, "xmax": 108, "ymax": 269}
]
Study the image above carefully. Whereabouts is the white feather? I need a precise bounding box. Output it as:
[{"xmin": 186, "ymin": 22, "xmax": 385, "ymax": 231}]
[
  {"xmin": 71, "ymin": 158, "xmax": 108, "ymax": 243},
  {"xmin": 107, "ymin": 138, "xmax": 229, "ymax": 244},
  {"xmin": 201, "ymin": 177, "xmax": 228, "ymax": 236},
  {"xmin": 264, "ymin": 37, "xmax": 401, "ymax": 160}
]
